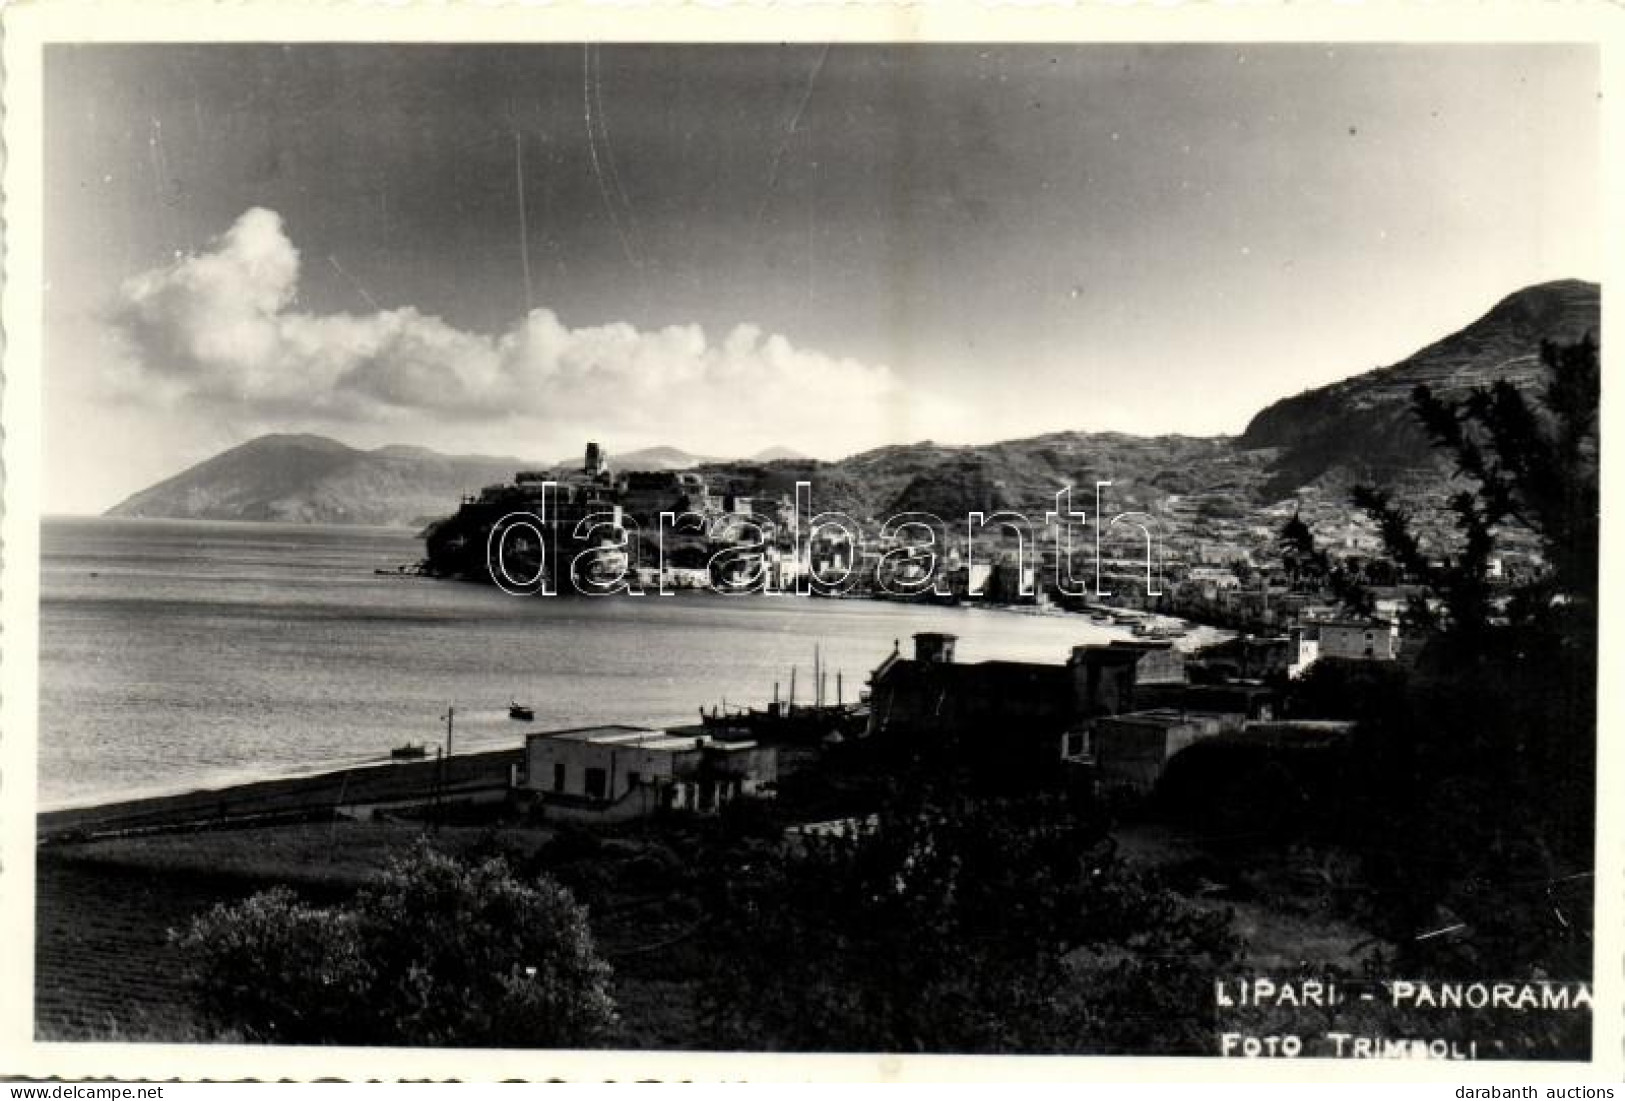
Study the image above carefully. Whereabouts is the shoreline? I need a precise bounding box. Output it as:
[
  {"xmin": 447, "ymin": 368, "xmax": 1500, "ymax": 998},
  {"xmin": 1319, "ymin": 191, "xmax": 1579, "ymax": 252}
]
[
  {"xmin": 39, "ymin": 518, "xmax": 1229, "ymax": 822},
  {"xmin": 37, "ymin": 745, "xmax": 526, "ymax": 841},
  {"xmin": 39, "ymin": 749, "xmax": 423, "ymax": 815},
  {"xmin": 36, "ymin": 721, "xmax": 601, "ymax": 818},
  {"xmin": 36, "ymin": 601, "xmax": 1229, "ymax": 819}
]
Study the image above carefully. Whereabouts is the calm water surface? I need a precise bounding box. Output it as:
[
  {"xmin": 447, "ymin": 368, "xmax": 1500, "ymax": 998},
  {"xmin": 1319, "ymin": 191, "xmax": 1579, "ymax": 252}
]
[{"xmin": 40, "ymin": 517, "xmax": 1140, "ymax": 807}]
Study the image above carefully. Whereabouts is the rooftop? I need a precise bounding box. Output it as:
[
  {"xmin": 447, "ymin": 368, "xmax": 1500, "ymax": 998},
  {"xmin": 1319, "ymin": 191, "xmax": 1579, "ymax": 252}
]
[
  {"xmin": 1100, "ymin": 709, "xmax": 1231, "ymax": 729},
  {"xmin": 1244, "ymin": 720, "xmax": 1357, "ymax": 733},
  {"xmin": 1223, "ymin": 721, "xmax": 1357, "ymax": 749},
  {"xmin": 873, "ymin": 656, "xmax": 1071, "ymax": 683},
  {"xmin": 525, "ymin": 724, "xmax": 753, "ymax": 752},
  {"xmin": 1298, "ymin": 618, "xmax": 1394, "ymax": 630}
]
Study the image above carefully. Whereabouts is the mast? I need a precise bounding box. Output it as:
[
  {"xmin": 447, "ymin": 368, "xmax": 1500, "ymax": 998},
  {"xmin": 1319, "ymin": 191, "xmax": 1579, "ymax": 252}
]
[{"xmin": 444, "ymin": 704, "xmax": 455, "ymax": 758}]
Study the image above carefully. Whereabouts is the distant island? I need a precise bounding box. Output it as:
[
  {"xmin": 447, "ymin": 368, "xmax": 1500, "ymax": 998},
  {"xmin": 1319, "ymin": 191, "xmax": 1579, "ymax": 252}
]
[{"xmin": 103, "ymin": 439, "xmax": 789, "ymax": 529}]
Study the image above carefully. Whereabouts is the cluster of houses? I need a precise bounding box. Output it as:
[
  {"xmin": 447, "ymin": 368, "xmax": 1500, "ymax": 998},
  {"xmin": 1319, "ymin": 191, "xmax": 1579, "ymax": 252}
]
[
  {"xmin": 414, "ymin": 440, "xmax": 1441, "ymax": 829},
  {"xmin": 507, "ymin": 618, "xmax": 1393, "ymax": 823},
  {"xmin": 863, "ymin": 631, "xmax": 1360, "ymax": 797},
  {"xmin": 440, "ymin": 440, "xmax": 1405, "ymax": 816}
]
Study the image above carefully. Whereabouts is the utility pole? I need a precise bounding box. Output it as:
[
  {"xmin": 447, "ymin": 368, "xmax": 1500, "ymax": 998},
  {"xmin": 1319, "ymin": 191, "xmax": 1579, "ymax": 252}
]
[
  {"xmin": 436, "ymin": 703, "xmax": 455, "ymax": 833},
  {"xmin": 432, "ymin": 746, "xmax": 444, "ymax": 833},
  {"xmin": 328, "ymin": 773, "xmax": 349, "ymax": 861}
]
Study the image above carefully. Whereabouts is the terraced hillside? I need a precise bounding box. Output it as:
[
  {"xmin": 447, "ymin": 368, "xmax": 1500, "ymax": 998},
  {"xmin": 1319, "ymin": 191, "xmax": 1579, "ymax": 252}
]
[{"xmin": 1238, "ymin": 279, "xmax": 1599, "ymax": 495}]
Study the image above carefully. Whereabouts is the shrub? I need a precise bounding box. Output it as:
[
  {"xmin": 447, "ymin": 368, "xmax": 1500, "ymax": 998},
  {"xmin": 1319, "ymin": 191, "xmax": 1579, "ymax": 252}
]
[
  {"xmin": 173, "ymin": 887, "xmax": 366, "ymax": 1044},
  {"xmin": 174, "ymin": 842, "xmax": 618, "ymax": 1046},
  {"xmin": 356, "ymin": 843, "xmax": 618, "ymax": 1047}
]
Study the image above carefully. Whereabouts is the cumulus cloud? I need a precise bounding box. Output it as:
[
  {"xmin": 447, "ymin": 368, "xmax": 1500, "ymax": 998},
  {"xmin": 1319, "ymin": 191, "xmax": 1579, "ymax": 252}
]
[{"xmin": 110, "ymin": 207, "xmax": 944, "ymax": 454}]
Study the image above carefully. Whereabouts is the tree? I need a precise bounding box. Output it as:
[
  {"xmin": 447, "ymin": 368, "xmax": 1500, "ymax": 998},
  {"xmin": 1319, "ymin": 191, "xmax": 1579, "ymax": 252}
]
[
  {"xmin": 1352, "ymin": 334, "xmax": 1599, "ymax": 644},
  {"xmin": 1276, "ymin": 512, "xmax": 1374, "ymax": 614},
  {"xmin": 175, "ymin": 843, "xmax": 619, "ymax": 1046},
  {"xmin": 1312, "ymin": 335, "xmax": 1600, "ymax": 977}
]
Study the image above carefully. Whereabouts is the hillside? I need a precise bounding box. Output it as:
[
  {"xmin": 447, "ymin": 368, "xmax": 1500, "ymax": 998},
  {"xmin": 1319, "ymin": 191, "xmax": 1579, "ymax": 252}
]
[
  {"xmin": 692, "ymin": 433, "xmax": 1271, "ymax": 523},
  {"xmin": 1238, "ymin": 279, "xmax": 1599, "ymax": 495},
  {"xmin": 107, "ymin": 279, "xmax": 1600, "ymax": 528}
]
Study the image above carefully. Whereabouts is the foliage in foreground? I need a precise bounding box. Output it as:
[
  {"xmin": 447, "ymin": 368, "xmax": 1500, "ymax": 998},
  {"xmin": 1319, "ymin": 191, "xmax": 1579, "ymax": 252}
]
[
  {"xmin": 696, "ymin": 786, "xmax": 1238, "ymax": 1054},
  {"xmin": 173, "ymin": 842, "xmax": 618, "ymax": 1046},
  {"xmin": 1278, "ymin": 336, "xmax": 1599, "ymax": 978}
]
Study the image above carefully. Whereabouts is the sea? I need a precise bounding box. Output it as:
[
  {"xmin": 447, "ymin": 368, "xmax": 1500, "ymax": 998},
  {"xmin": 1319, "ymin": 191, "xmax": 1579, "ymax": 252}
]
[{"xmin": 39, "ymin": 517, "xmax": 1148, "ymax": 809}]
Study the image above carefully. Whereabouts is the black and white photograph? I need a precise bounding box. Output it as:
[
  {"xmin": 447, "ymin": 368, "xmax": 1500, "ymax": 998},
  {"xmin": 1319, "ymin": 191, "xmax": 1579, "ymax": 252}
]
[{"xmin": 2, "ymin": 8, "xmax": 1620, "ymax": 1081}]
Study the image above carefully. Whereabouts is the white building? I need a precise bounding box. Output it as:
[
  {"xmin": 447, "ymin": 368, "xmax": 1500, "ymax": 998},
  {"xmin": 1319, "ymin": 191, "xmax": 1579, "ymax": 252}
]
[
  {"xmin": 520, "ymin": 725, "xmax": 777, "ymax": 820},
  {"xmin": 1289, "ymin": 620, "xmax": 1399, "ymax": 678}
]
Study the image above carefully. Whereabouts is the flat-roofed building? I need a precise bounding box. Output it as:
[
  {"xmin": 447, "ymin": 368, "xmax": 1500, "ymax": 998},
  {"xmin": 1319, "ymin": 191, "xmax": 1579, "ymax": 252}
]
[
  {"xmin": 519, "ymin": 724, "xmax": 776, "ymax": 821},
  {"xmin": 1289, "ymin": 619, "xmax": 1399, "ymax": 677},
  {"xmin": 1090, "ymin": 709, "xmax": 1229, "ymax": 793},
  {"xmin": 1133, "ymin": 682, "xmax": 1277, "ymax": 724},
  {"xmin": 1104, "ymin": 639, "xmax": 1186, "ymax": 685},
  {"xmin": 865, "ymin": 633, "xmax": 1175, "ymax": 787}
]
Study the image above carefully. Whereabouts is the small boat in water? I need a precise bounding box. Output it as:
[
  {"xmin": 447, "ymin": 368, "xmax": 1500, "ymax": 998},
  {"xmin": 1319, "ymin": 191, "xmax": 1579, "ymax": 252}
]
[
  {"xmin": 508, "ymin": 700, "xmax": 535, "ymax": 722},
  {"xmin": 391, "ymin": 742, "xmax": 427, "ymax": 761}
]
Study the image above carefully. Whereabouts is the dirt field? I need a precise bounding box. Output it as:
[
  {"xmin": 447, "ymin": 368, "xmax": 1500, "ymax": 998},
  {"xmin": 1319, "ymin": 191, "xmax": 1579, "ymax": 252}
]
[
  {"xmin": 35, "ymin": 857, "xmax": 242, "ymax": 1039},
  {"xmin": 34, "ymin": 821, "xmax": 684, "ymax": 1044}
]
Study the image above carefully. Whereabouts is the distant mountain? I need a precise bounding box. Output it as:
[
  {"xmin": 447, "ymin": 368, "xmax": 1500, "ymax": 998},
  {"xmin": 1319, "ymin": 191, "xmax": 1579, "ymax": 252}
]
[
  {"xmin": 614, "ymin": 446, "xmax": 723, "ymax": 471},
  {"xmin": 548, "ymin": 445, "xmax": 722, "ymax": 471},
  {"xmin": 598, "ymin": 443, "xmax": 811, "ymax": 468},
  {"xmin": 105, "ymin": 435, "xmax": 540, "ymax": 528},
  {"xmin": 1239, "ymin": 279, "xmax": 1599, "ymax": 495},
  {"xmin": 108, "ymin": 279, "xmax": 1599, "ymax": 528},
  {"xmin": 751, "ymin": 445, "xmax": 811, "ymax": 462}
]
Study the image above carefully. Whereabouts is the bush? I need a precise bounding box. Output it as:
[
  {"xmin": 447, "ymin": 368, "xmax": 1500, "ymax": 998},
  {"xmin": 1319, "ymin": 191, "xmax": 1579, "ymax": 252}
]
[
  {"xmin": 173, "ymin": 887, "xmax": 366, "ymax": 1044},
  {"xmin": 174, "ymin": 842, "xmax": 618, "ymax": 1046}
]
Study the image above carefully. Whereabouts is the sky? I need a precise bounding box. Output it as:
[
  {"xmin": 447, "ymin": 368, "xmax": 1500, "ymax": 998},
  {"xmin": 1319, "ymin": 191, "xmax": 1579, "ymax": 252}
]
[{"xmin": 43, "ymin": 43, "xmax": 1601, "ymax": 514}]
